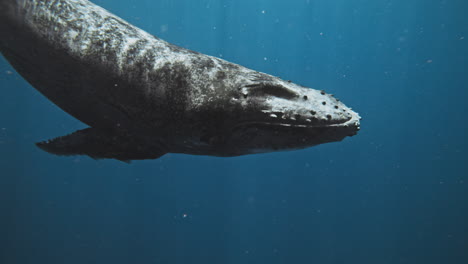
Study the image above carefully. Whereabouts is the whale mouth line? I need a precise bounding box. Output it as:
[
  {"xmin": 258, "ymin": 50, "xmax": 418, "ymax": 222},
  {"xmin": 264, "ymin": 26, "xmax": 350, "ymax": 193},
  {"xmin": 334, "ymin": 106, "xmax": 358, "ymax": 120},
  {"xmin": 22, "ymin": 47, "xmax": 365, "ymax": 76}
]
[{"xmin": 233, "ymin": 118, "xmax": 358, "ymax": 130}]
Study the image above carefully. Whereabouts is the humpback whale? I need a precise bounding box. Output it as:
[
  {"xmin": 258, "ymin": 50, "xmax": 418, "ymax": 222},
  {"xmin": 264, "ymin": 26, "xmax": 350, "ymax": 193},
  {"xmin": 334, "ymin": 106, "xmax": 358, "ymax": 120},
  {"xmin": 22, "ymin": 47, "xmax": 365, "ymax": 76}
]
[{"xmin": 0, "ymin": 0, "xmax": 361, "ymax": 161}]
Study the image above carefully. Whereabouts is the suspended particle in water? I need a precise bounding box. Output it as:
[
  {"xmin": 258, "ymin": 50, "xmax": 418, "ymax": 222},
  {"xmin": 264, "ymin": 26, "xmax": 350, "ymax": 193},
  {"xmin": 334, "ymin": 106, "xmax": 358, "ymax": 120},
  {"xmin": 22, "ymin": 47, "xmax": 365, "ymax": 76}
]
[{"xmin": 160, "ymin": 24, "xmax": 168, "ymax": 33}]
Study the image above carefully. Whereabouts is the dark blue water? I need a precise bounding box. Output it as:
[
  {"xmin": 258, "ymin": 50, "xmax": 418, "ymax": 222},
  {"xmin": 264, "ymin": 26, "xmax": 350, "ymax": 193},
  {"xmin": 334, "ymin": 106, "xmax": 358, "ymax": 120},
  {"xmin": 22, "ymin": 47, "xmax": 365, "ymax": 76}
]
[{"xmin": 1, "ymin": 0, "xmax": 467, "ymax": 263}]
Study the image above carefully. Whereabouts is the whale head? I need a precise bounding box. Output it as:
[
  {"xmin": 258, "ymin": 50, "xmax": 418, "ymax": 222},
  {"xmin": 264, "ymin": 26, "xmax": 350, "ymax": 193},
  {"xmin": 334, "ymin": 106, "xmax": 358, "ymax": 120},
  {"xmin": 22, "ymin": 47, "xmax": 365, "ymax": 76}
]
[{"xmin": 183, "ymin": 71, "xmax": 361, "ymax": 157}]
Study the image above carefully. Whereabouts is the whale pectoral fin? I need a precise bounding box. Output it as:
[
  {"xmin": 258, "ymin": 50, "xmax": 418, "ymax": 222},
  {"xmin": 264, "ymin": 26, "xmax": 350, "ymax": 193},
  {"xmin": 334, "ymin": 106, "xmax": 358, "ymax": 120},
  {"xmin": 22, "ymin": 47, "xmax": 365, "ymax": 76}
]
[{"xmin": 36, "ymin": 128, "xmax": 166, "ymax": 162}]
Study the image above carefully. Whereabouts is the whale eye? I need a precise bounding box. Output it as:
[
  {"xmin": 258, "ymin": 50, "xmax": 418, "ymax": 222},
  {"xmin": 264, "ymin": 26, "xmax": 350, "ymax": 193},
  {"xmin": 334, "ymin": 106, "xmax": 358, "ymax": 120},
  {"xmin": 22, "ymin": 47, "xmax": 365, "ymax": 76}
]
[{"xmin": 246, "ymin": 84, "xmax": 298, "ymax": 99}]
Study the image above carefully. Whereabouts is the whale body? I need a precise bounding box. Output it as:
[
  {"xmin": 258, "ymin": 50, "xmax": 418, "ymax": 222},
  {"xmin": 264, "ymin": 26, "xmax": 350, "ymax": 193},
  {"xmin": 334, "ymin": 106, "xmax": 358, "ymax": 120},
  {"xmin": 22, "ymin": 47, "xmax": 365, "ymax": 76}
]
[{"xmin": 0, "ymin": 0, "xmax": 360, "ymax": 161}]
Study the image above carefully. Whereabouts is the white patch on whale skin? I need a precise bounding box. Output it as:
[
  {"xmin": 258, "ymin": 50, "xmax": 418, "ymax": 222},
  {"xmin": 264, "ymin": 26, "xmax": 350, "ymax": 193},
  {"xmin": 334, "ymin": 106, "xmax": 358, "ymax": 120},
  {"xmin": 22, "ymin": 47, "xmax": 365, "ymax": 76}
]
[{"xmin": 68, "ymin": 30, "xmax": 78, "ymax": 39}]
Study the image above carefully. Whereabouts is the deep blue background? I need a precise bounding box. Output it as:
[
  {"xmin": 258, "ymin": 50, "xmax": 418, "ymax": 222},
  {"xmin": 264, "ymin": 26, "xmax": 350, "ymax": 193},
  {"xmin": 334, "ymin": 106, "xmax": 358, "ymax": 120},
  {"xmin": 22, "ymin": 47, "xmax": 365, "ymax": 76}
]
[{"xmin": 1, "ymin": 0, "xmax": 467, "ymax": 263}]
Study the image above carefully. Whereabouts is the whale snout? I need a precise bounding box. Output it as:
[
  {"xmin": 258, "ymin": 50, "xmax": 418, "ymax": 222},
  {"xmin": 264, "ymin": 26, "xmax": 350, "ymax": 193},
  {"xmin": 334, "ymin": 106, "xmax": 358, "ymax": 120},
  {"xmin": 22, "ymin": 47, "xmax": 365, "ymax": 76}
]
[
  {"xmin": 228, "ymin": 82, "xmax": 361, "ymax": 154},
  {"xmin": 304, "ymin": 90, "xmax": 361, "ymax": 139},
  {"xmin": 260, "ymin": 86, "xmax": 360, "ymax": 131}
]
